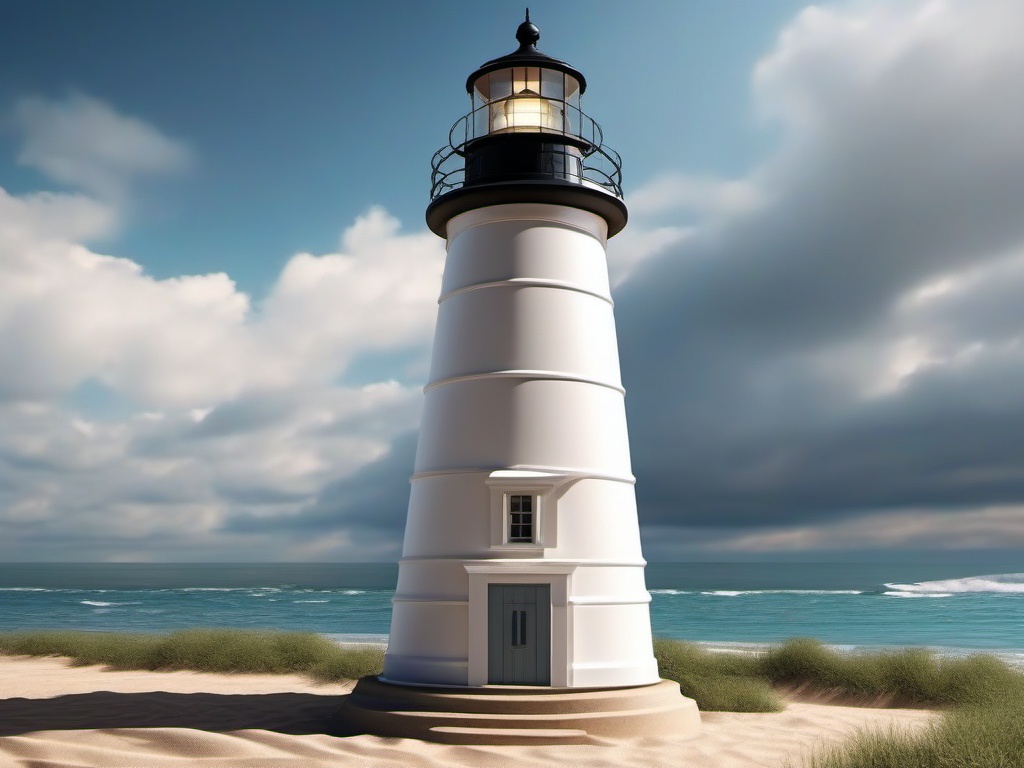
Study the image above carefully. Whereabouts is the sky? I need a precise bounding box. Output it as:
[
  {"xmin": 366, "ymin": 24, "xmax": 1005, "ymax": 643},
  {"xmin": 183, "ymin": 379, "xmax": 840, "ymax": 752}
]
[{"xmin": 1, "ymin": 0, "xmax": 1023, "ymax": 563}]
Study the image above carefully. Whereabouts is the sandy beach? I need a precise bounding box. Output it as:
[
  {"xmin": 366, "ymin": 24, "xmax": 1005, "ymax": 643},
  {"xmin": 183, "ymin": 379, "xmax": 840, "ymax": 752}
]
[{"xmin": 0, "ymin": 655, "xmax": 939, "ymax": 768}]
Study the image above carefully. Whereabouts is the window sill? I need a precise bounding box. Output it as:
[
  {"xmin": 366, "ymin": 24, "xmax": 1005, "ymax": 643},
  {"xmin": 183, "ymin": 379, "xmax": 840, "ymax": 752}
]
[{"xmin": 490, "ymin": 543, "xmax": 547, "ymax": 554}]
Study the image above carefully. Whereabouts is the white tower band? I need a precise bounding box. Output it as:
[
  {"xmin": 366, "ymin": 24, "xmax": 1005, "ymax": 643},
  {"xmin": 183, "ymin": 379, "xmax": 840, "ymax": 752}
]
[{"xmin": 384, "ymin": 14, "xmax": 657, "ymax": 690}]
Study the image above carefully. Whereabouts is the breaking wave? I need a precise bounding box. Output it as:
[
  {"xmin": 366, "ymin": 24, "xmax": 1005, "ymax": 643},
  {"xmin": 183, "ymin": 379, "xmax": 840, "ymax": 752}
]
[{"xmin": 884, "ymin": 574, "xmax": 1024, "ymax": 595}]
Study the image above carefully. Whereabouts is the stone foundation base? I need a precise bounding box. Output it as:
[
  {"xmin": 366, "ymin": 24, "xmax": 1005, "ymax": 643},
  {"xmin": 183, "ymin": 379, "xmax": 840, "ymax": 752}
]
[{"xmin": 338, "ymin": 676, "xmax": 701, "ymax": 745}]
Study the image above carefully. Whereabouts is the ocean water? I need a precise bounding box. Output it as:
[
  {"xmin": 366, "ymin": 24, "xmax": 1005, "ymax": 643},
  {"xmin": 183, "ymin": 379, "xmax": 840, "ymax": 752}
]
[{"xmin": 1, "ymin": 562, "xmax": 1022, "ymax": 667}]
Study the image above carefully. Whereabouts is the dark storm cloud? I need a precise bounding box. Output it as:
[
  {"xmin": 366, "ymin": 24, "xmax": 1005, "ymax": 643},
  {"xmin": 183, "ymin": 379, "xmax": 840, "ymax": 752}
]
[
  {"xmin": 618, "ymin": 2, "xmax": 1024, "ymax": 532},
  {"xmin": 189, "ymin": 392, "xmax": 298, "ymax": 438},
  {"xmin": 222, "ymin": 431, "xmax": 417, "ymax": 538},
  {"xmin": 213, "ymin": 484, "xmax": 310, "ymax": 506}
]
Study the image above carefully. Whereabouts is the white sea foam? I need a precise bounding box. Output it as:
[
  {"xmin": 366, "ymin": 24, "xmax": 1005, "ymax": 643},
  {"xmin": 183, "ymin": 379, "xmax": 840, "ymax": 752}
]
[
  {"xmin": 883, "ymin": 591, "xmax": 955, "ymax": 598},
  {"xmin": 993, "ymin": 652, "xmax": 1024, "ymax": 671},
  {"xmin": 294, "ymin": 599, "xmax": 330, "ymax": 603},
  {"xmin": 884, "ymin": 574, "xmax": 1024, "ymax": 595},
  {"xmin": 174, "ymin": 593, "xmax": 284, "ymax": 598},
  {"xmin": 695, "ymin": 641, "xmax": 773, "ymax": 655},
  {"xmin": 80, "ymin": 601, "xmax": 114, "ymax": 607},
  {"xmin": 324, "ymin": 633, "xmax": 388, "ymax": 648},
  {"xmin": 342, "ymin": 590, "xmax": 366, "ymax": 595},
  {"xmin": 648, "ymin": 589, "xmax": 692, "ymax": 595},
  {"xmin": 698, "ymin": 589, "xmax": 864, "ymax": 597}
]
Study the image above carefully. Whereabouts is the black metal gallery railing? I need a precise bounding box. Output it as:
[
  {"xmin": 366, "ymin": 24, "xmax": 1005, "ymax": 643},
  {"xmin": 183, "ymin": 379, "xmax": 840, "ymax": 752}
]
[{"xmin": 430, "ymin": 98, "xmax": 623, "ymax": 200}]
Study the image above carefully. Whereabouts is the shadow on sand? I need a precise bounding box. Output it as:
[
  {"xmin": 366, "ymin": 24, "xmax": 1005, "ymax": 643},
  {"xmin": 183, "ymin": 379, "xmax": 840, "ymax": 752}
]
[{"xmin": 0, "ymin": 691, "xmax": 365, "ymax": 736}]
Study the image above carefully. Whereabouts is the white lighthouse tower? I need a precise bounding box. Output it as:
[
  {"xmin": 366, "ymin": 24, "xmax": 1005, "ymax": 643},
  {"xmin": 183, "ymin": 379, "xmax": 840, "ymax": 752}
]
[{"xmin": 343, "ymin": 14, "xmax": 699, "ymax": 742}]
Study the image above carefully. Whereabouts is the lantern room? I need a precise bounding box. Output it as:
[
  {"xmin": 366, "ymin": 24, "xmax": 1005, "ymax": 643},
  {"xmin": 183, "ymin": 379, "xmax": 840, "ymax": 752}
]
[
  {"xmin": 426, "ymin": 11, "xmax": 626, "ymax": 237},
  {"xmin": 467, "ymin": 27, "xmax": 584, "ymax": 140},
  {"xmin": 465, "ymin": 12, "xmax": 585, "ymax": 142},
  {"xmin": 472, "ymin": 66, "xmax": 578, "ymax": 135}
]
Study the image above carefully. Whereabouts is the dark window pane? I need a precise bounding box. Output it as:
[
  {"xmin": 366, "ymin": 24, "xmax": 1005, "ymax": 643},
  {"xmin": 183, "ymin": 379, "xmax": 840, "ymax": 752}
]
[{"xmin": 508, "ymin": 496, "xmax": 535, "ymax": 542}]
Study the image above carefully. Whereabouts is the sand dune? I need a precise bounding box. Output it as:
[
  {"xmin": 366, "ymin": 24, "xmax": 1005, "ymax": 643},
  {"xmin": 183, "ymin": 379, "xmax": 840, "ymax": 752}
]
[{"xmin": 0, "ymin": 655, "xmax": 937, "ymax": 768}]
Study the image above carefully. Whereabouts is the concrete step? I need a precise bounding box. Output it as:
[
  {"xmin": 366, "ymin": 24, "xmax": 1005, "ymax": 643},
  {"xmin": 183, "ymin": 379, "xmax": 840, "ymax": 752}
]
[
  {"xmin": 347, "ymin": 676, "xmax": 687, "ymax": 715},
  {"xmin": 338, "ymin": 676, "xmax": 702, "ymax": 743},
  {"xmin": 428, "ymin": 726, "xmax": 592, "ymax": 746}
]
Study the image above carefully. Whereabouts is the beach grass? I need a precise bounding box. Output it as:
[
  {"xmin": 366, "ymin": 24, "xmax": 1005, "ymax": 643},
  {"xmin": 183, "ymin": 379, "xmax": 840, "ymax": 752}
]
[
  {"xmin": 0, "ymin": 628, "xmax": 385, "ymax": 681},
  {"xmin": 3, "ymin": 630, "xmax": 1023, "ymax": 707},
  {"xmin": 655, "ymin": 637, "xmax": 1024, "ymax": 721},
  {"xmin": 753, "ymin": 639, "xmax": 1024, "ymax": 768},
  {"xmin": 653, "ymin": 637, "xmax": 782, "ymax": 712},
  {"xmin": 803, "ymin": 700, "xmax": 1024, "ymax": 768},
  {"xmin": 758, "ymin": 637, "xmax": 1024, "ymax": 708},
  {"xmin": 4, "ymin": 630, "xmax": 1022, "ymax": 764}
]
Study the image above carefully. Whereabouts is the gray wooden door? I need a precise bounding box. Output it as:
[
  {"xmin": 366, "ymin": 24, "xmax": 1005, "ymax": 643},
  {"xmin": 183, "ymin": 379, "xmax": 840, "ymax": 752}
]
[{"xmin": 487, "ymin": 584, "xmax": 550, "ymax": 685}]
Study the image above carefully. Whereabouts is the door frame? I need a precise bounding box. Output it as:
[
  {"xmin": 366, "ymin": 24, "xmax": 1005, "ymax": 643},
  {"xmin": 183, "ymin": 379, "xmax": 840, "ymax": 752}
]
[{"xmin": 465, "ymin": 562, "xmax": 576, "ymax": 687}]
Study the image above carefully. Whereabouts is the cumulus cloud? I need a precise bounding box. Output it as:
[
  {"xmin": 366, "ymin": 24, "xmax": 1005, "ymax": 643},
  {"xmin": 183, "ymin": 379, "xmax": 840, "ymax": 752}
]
[
  {"xmin": 617, "ymin": 0, "xmax": 1024, "ymax": 552},
  {"xmin": 0, "ymin": 190, "xmax": 252, "ymax": 405},
  {"xmin": 0, "ymin": 187, "xmax": 443, "ymax": 410},
  {"xmin": 0, "ymin": 161, "xmax": 441, "ymax": 558},
  {"xmin": 0, "ymin": 339, "xmax": 425, "ymax": 562},
  {"xmin": 12, "ymin": 93, "xmax": 192, "ymax": 199},
  {"xmin": 257, "ymin": 206, "xmax": 445, "ymax": 384}
]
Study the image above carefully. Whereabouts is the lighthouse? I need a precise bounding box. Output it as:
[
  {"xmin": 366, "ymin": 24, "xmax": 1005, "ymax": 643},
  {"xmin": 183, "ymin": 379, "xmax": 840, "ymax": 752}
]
[{"xmin": 343, "ymin": 14, "xmax": 699, "ymax": 742}]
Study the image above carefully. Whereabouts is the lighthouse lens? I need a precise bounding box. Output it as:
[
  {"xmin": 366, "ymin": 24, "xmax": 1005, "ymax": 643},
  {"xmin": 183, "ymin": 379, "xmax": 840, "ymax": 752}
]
[
  {"xmin": 475, "ymin": 67, "xmax": 571, "ymax": 135},
  {"xmin": 496, "ymin": 89, "xmax": 560, "ymax": 132}
]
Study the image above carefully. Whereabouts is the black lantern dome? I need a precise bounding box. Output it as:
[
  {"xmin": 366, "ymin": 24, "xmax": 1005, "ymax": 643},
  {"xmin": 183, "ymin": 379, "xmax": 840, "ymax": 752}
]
[{"xmin": 427, "ymin": 13, "xmax": 626, "ymax": 237}]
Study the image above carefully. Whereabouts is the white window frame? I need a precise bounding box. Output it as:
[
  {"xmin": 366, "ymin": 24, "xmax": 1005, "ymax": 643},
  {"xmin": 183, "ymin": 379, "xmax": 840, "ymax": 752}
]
[{"xmin": 485, "ymin": 470, "xmax": 566, "ymax": 551}]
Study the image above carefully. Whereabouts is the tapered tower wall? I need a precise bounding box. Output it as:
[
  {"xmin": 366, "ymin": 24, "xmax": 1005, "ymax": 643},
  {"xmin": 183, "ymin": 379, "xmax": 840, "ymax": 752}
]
[{"xmin": 383, "ymin": 203, "xmax": 659, "ymax": 688}]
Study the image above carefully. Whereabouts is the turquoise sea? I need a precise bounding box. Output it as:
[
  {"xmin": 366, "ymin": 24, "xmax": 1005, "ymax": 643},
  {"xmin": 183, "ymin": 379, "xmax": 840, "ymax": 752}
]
[{"xmin": 1, "ymin": 562, "xmax": 1022, "ymax": 667}]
